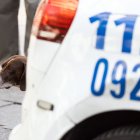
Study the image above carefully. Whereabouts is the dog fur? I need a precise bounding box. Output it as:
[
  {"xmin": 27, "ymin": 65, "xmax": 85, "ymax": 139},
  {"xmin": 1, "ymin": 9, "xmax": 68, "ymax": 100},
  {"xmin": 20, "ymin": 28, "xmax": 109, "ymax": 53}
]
[{"xmin": 0, "ymin": 55, "xmax": 26, "ymax": 91}]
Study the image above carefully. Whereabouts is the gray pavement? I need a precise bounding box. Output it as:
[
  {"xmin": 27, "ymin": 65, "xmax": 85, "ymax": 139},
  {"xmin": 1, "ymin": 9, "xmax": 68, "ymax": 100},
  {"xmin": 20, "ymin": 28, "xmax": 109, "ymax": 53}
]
[{"xmin": 0, "ymin": 87, "xmax": 24, "ymax": 140}]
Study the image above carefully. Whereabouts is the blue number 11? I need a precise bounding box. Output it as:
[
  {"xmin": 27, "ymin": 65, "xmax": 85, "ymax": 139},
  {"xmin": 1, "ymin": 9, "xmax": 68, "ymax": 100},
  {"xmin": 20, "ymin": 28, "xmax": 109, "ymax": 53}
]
[{"xmin": 89, "ymin": 13, "xmax": 137, "ymax": 54}]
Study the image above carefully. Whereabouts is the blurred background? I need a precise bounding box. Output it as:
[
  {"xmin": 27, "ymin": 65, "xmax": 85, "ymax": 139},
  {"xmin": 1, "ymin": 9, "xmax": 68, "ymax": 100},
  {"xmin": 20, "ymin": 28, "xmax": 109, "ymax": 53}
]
[
  {"xmin": 0, "ymin": 1, "xmax": 27, "ymax": 139},
  {"xmin": 18, "ymin": 0, "xmax": 26, "ymax": 56}
]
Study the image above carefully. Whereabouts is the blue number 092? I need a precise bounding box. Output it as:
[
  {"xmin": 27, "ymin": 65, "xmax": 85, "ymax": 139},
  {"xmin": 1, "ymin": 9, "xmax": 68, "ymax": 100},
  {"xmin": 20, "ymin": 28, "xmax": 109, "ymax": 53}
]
[{"xmin": 91, "ymin": 58, "xmax": 140, "ymax": 101}]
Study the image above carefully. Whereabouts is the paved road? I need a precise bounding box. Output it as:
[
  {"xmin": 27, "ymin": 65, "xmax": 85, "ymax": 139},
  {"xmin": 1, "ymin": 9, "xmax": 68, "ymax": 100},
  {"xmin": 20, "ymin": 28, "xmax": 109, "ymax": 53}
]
[{"xmin": 0, "ymin": 87, "xmax": 24, "ymax": 140}]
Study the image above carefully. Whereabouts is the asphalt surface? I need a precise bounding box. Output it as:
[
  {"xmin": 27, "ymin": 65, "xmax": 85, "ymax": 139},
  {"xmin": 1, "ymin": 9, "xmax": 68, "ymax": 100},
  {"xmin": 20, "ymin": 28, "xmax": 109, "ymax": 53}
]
[{"xmin": 0, "ymin": 87, "xmax": 25, "ymax": 140}]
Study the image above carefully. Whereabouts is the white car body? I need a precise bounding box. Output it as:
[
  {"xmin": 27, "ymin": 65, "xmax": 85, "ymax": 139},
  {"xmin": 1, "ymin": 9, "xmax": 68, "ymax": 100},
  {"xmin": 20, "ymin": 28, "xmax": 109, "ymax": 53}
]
[{"xmin": 10, "ymin": 0, "xmax": 140, "ymax": 140}]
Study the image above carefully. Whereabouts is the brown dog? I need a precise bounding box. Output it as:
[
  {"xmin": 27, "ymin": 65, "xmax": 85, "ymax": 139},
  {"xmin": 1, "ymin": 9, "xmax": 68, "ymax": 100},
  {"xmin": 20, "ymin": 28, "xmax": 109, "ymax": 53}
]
[{"xmin": 0, "ymin": 55, "xmax": 26, "ymax": 91}]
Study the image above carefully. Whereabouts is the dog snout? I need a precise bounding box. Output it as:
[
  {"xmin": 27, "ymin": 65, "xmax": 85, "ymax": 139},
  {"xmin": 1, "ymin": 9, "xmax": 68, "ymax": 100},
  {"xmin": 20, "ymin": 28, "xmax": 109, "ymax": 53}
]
[{"xmin": 0, "ymin": 70, "xmax": 12, "ymax": 89}]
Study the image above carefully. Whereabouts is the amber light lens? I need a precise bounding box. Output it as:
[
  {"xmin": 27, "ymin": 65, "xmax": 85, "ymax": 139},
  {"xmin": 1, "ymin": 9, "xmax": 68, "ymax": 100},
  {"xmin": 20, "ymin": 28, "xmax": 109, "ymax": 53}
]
[{"xmin": 37, "ymin": 0, "xmax": 78, "ymax": 43}]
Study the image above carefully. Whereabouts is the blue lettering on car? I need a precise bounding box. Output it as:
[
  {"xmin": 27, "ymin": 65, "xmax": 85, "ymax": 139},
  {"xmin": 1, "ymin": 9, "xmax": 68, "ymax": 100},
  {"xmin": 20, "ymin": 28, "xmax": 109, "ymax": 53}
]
[
  {"xmin": 91, "ymin": 58, "xmax": 140, "ymax": 101},
  {"xmin": 89, "ymin": 12, "xmax": 138, "ymax": 54}
]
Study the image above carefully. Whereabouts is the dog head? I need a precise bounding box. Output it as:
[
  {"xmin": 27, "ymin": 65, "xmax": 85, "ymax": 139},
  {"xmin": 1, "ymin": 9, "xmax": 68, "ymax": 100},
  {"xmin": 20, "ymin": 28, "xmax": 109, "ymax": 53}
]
[{"xmin": 0, "ymin": 55, "xmax": 26, "ymax": 91}]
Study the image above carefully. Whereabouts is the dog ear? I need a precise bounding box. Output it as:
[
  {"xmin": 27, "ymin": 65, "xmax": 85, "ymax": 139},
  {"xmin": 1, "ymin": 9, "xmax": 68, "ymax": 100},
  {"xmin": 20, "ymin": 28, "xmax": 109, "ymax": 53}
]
[
  {"xmin": 1, "ymin": 55, "xmax": 19, "ymax": 68},
  {"xmin": 19, "ymin": 66, "xmax": 26, "ymax": 91}
]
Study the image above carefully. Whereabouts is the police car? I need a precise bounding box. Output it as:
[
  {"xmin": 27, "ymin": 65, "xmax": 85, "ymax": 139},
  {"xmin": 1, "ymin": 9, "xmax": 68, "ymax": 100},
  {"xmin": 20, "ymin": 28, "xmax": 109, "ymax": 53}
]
[{"xmin": 9, "ymin": 0, "xmax": 140, "ymax": 140}]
